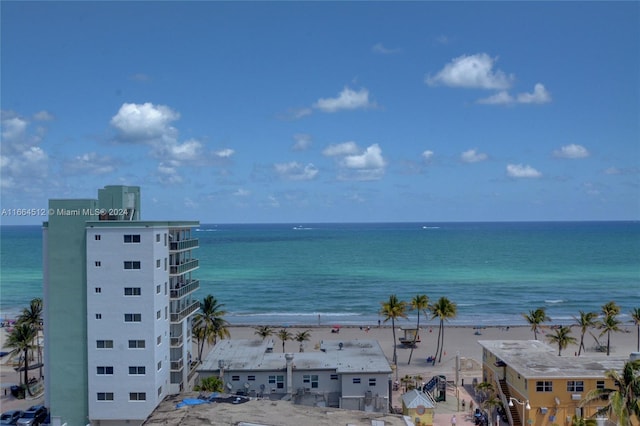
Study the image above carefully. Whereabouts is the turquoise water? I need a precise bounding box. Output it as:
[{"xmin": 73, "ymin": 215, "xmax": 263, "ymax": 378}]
[{"xmin": 1, "ymin": 222, "xmax": 639, "ymax": 326}]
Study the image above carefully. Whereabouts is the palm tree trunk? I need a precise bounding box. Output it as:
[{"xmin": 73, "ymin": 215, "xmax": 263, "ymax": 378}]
[
  {"xmin": 391, "ymin": 318, "xmax": 397, "ymax": 365},
  {"xmin": 23, "ymin": 348, "xmax": 33, "ymax": 397},
  {"xmin": 606, "ymin": 331, "xmax": 611, "ymax": 356},
  {"xmin": 578, "ymin": 333, "xmax": 585, "ymax": 356},
  {"xmin": 438, "ymin": 320, "xmax": 445, "ymax": 362},
  {"xmin": 407, "ymin": 314, "xmax": 420, "ymax": 365},
  {"xmin": 434, "ymin": 322, "xmax": 442, "ymax": 361}
]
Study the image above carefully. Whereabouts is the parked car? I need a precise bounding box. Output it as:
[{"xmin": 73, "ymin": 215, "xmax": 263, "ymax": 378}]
[
  {"xmin": 0, "ymin": 411, "xmax": 24, "ymax": 425},
  {"xmin": 16, "ymin": 406, "xmax": 47, "ymax": 426}
]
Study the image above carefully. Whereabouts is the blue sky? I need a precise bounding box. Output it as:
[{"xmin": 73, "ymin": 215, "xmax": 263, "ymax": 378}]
[{"xmin": 1, "ymin": 1, "xmax": 639, "ymax": 224}]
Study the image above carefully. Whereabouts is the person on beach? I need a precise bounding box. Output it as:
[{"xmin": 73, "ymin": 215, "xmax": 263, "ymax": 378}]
[{"xmin": 451, "ymin": 414, "xmax": 457, "ymax": 426}]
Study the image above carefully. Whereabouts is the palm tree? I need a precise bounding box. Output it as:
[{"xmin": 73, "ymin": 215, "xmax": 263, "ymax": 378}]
[
  {"xmin": 4, "ymin": 323, "xmax": 37, "ymax": 396},
  {"xmin": 474, "ymin": 381, "xmax": 495, "ymax": 403},
  {"xmin": 277, "ymin": 329, "xmax": 293, "ymax": 352},
  {"xmin": 430, "ymin": 296, "xmax": 457, "ymax": 362},
  {"xmin": 193, "ymin": 295, "xmax": 230, "ymax": 359},
  {"xmin": 408, "ymin": 294, "xmax": 429, "ymax": 365},
  {"xmin": 17, "ymin": 297, "xmax": 43, "ymax": 377},
  {"xmin": 630, "ymin": 308, "xmax": 640, "ymax": 352},
  {"xmin": 294, "ymin": 330, "xmax": 311, "ymax": 352},
  {"xmin": 598, "ymin": 314, "xmax": 622, "ymax": 356},
  {"xmin": 254, "ymin": 325, "xmax": 274, "ymax": 340},
  {"xmin": 522, "ymin": 307, "xmax": 550, "ymax": 340},
  {"xmin": 570, "ymin": 415, "xmax": 597, "ymax": 426},
  {"xmin": 598, "ymin": 301, "xmax": 622, "ymax": 356},
  {"xmin": 580, "ymin": 359, "xmax": 640, "ymax": 425},
  {"xmin": 547, "ymin": 326, "xmax": 577, "ymax": 356},
  {"xmin": 380, "ymin": 294, "xmax": 408, "ymax": 366},
  {"xmin": 573, "ymin": 310, "xmax": 598, "ymax": 356}
]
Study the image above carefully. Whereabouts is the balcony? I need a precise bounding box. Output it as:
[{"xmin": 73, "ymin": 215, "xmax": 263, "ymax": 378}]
[
  {"xmin": 170, "ymin": 238, "xmax": 199, "ymax": 252},
  {"xmin": 170, "ymin": 358, "xmax": 184, "ymax": 372},
  {"xmin": 170, "ymin": 280, "xmax": 200, "ymax": 299},
  {"xmin": 170, "ymin": 334, "xmax": 183, "ymax": 347},
  {"xmin": 169, "ymin": 259, "xmax": 199, "ymax": 275},
  {"xmin": 170, "ymin": 300, "xmax": 200, "ymax": 323}
]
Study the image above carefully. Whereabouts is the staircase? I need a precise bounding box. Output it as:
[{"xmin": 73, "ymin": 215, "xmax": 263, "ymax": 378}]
[{"xmin": 499, "ymin": 379, "xmax": 522, "ymax": 426}]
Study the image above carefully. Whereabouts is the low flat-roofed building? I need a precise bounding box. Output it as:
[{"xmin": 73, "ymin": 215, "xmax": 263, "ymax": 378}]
[
  {"xmin": 198, "ymin": 339, "xmax": 392, "ymax": 412},
  {"xmin": 478, "ymin": 340, "xmax": 630, "ymax": 426}
]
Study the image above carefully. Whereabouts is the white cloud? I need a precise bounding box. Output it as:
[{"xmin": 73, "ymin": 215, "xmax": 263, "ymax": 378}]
[
  {"xmin": 372, "ymin": 43, "xmax": 400, "ymax": 54},
  {"xmin": 476, "ymin": 91, "xmax": 514, "ymax": 105},
  {"xmin": 33, "ymin": 110, "xmax": 54, "ymax": 121},
  {"xmin": 461, "ymin": 149, "xmax": 488, "ymax": 163},
  {"xmin": 422, "ymin": 150, "xmax": 434, "ymax": 162},
  {"xmin": 110, "ymin": 102, "xmax": 180, "ymax": 143},
  {"xmin": 274, "ymin": 161, "xmax": 319, "ymax": 181},
  {"xmin": 214, "ymin": 148, "xmax": 235, "ymax": 158},
  {"xmin": 292, "ymin": 134, "xmax": 312, "ymax": 151},
  {"xmin": 506, "ymin": 163, "xmax": 542, "ymax": 178},
  {"xmin": 157, "ymin": 161, "xmax": 184, "ymax": 184},
  {"xmin": 167, "ymin": 139, "xmax": 203, "ymax": 161},
  {"xmin": 343, "ymin": 144, "xmax": 386, "ymax": 169},
  {"xmin": 63, "ymin": 152, "xmax": 115, "ymax": 175},
  {"xmin": 314, "ymin": 87, "xmax": 376, "ymax": 113},
  {"xmin": 233, "ymin": 188, "xmax": 250, "ymax": 197},
  {"xmin": 426, "ymin": 53, "xmax": 514, "ymax": 90},
  {"xmin": 517, "ymin": 83, "xmax": 552, "ymax": 104},
  {"xmin": 554, "ymin": 144, "xmax": 590, "ymax": 159},
  {"xmin": 280, "ymin": 107, "xmax": 313, "ymax": 120},
  {"xmin": 323, "ymin": 141, "xmax": 360, "ymax": 157}
]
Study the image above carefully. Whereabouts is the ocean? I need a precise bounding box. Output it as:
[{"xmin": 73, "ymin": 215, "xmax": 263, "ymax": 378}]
[{"xmin": 1, "ymin": 222, "xmax": 639, "ymax": 327}]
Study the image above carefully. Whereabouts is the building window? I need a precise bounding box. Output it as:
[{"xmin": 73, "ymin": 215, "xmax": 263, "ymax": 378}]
[
  {"xmin": 129, "ymin": 366, "xmax": 145, "ymax": 375},
  {"xmin": 368, "ymin": 378, "xmax": 376, "ymax": 386},
  {"xmin": 124, "ymin": 287, "xmax": 141, "ymax": 296},
  {"xmin": 156, "ymin": 233, "xmax": 161, "ymax": 242},
  {"xmin": 164, "ymin": 233, "xmax": 167, "ymax": 246},
  {"xmin": 95, "ymin": 235, "xmax": 101, "ymax": 240},
  {"xmin": 95, "ymin": 261, "xmax": 101, "ymax": 267},
  {"xmin": 129, "ymin": 392, "xmax": 146, "ymax": 401},
  {"xmin": 128, "ymin": 340, "xmax": 145, "ymax": 349},
  {"xmin": 124, "ymin": 313, "xmax": 142, "ymax": 322},
  {"xmin": 303, "ymin": 375, "xmax": 318, "ymax": 387},
  {"xmin": 95, "ymin": 314, "xmax": 102, "ymax": 320},
  {"xmin": 156, "ymin": 284, "xmax": 161, "ymax": 294},
  {"xmin": 157, "ymin": 361, "xmax": 162, "ymax": 371},
  {"xmin": 156, "ymin": 310, "xmax": 161, "ymax": 320},
  {"xmin": 124, "ymin": 234, "xmax": 141, "ymax": 243},
  {"xmin": 596, "ymin": 380, "xmax": 605, "ymax": 389},
  {"xmin": 96, "ymin": 340, "xmax": 113, "ymax": 349},
  {"xmin": 97, "ymin": 392, "xmax": 114, "ymax": 401},
  {"xmin": 567, "ymin": 381, "xmax": 584, "ymax": 392},
  {"xmin": 124, "ymin": 261, "xmax": 141, "ymax": 270},
  {"xmin": 158, "ymin": 386, "xmax": 162, "ymax": 397},
  {"xmin": 164, "ymin": 306, "xmax": 168, "ymax": 320},
  {"xmin": 248, "ymin": 375, "xmax": 256, "ymax": 381},
  {"xmin": 268, "ymin": 375, "xmax": 284, "ymax": 389},
  {"xmin": 157, "ymin": 335, "xmax": 161, "ymax": 345},
  {"xmin": 232, "ymin": 376, "xmax": 240, "ymax": 381},
  {"xmin": 330, "ymin": 374, "xmax": 339, "ymax": 380},
  {"xmin": 536, "ymin": 381, "xmax": 553, "ymax": 392},
  {"xmin": 97, "ymin": 366, "xmax": 114, "ymax": 375},
  {"xmin": 156, "ymin": 259, "xmax": 161, "ymax": 268},
  {"xmin": 164, "ymin": 282, "xmax": 167, "ymax": 295},
  {"xmin": 352, "ymin": 378, "xmax": 361, "ymax": 384},
  {"xmin": 164, "ymin": 258, "xmax": 167, "ymax": 271},
  {"xmin": 95, "ymin": 287, "xmax": 101, "ymax": 293}
]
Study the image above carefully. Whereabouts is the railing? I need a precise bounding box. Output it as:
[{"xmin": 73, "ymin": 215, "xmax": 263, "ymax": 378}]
[
  {"xmin": 170, "ymin": 335, "xmax": 183, "ymax": 347},
  {"xmin": 170, "ymin": 358, "xmax": 184, "ymax": 372},
  {"xmin": 170, "ymin": 238, "xmax": 199, "ymax": 251},
  {"xmin": 170, "ymin": 300, "xmax": 200, "ymax": 323},
  {"xmin": 170, "ymin": 280, "xmax": 200, "ymax": 299},
  {"xmin": 169, "ymin": 259, "xmax": 199, "ymax": 275}
]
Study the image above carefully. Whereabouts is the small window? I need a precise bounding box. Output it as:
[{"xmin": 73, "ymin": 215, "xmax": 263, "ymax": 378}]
[
  {"xmin": 124, "ymin": 287, "xmax": 141, "ymax": 296},
  {"xmin": 164, "ymin": 258, "xmax": 167, "ymax": 271},
  {"xmin": 164, "ymin": 233, "xmax": 167, "ymax": 246},
  {"xmin": 158, "ymin": 386, "xmax": 162, "ymax": 397},
  {"xmin": 95, "ymin": 287, "xmax": 101, "ymax": 293},
  {"xmin": 97, "ymin": 366, "xmax": 114, "ymax": 375},
  {"xmin": 567, "ymin": 381, "xmax": 584, "ymax": 392},
  {"xmin": 368, "ymin": 378, "xmax": 376, "ymax": 386},
  {"xmin": 96, "ymin": 340, "xmax": 113, "ymax": 349},
  {"xmin": 97, "ymin": 392, "xmax": 114, "ymax": 401},
  {"xmin": 156, "ymin": 233, "xmax": 161, "ymax": 242},
  {"xmin": 124, "ymin": 234, "xmax": 141, "ymax": 243},
  {"xmin": 95, "ymin": 235, "xmax": 101, "ymax": 240},
  {"xmin": 129, "ymin": 366, "xmax": 145, "ymax": 375},
  {"xmin": 95, "ymin": 313, "xmax": 102, "ymax": 320},
  {"xmin": 231, "ymin": 375, "xmax": 240, "ymax": 381},
  {"xmin": 124, "ymin": 313, "xmax": 142, "ymax": 322},
  {"xmin": 156, "ymin": 284, "xmax": 161, "ymax": 294},
  {"xmin": 330, "ymin": 374, "xmax": 339, "ymax": 380},
  {"xmin": 124, "ymin": 261, "xmax": 141, "ymax": 270},
  {"xmin": 352, "ymin": 378, "xmax": 361, "ymax": 384},
  {"xmin": 156, "ymin": 310, "xmax": 161, "ymax": 319},
  {"xmin": 157, "ymin": 361, "xmax": 162, "ymax": 371},
  {"xmin": 536, "ymin": 381, "xmax": 553, "ymax": 392},
  {"xmin": 268, "ymin": 375, "xmax": 284, "ymax": 389},
  {"xmin": 129, "ymin": 392, "xmax": 146, "ymax": 401},
  {"xmin": 164, "ymin": 282, "xmax": 167, "ymax": 295},
  {"xmin": 156, "ymin": 259, "xmax": 161, "ymax": 268},
  {"xmin": 596, "ymin": 380, "xmax": 605, "ymax": 389},
  {"xmin": 128, "ymin": 339, "xmax": 145, "ymax": 349},
  {"xmin": 157, "ymin": 335, "xmax": 161, "ymax": 345},
  {"xmin": 95, "ymin": 261, "xmax": 101, "ymax": 267},
  {"xmin": 311, "ymin": 375, "xmax": 319, "ymax": 388},
  {"xmin": 248, "ymin": 375, "xmax": 256, "ymax": 381},
  {"xmin": 164, "ymin": 306, "xmax": 168, "ymax": 320}
]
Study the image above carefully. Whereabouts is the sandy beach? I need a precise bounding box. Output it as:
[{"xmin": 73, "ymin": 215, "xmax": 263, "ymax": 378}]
[{"xmin": 2, "ymin": 322, "xmax": 638, "ymax": 424}]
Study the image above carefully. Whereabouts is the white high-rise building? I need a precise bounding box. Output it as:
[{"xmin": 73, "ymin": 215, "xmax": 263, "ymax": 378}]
[{"xmin": 44, "ymin": 185, "xmax": 200, "ymax": 426}]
